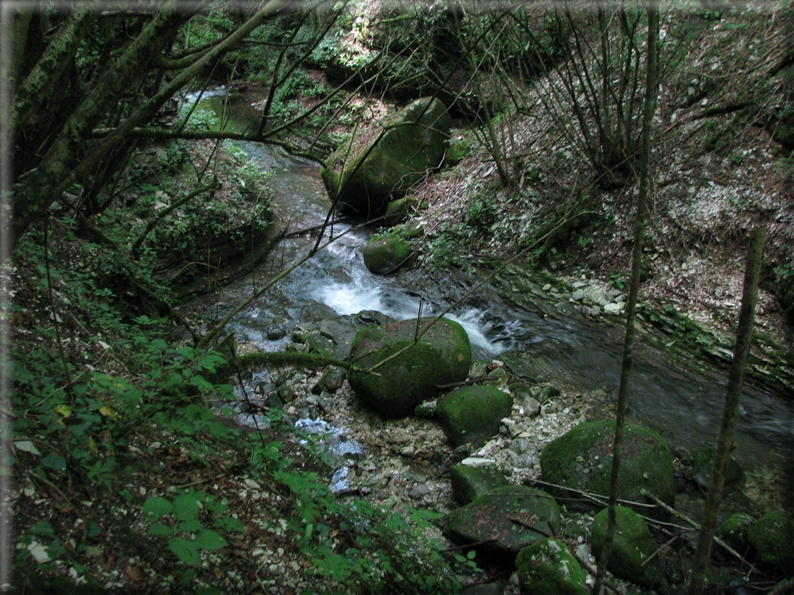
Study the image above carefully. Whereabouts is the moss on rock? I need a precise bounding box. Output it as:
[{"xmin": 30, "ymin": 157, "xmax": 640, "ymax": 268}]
[
  {"xmin": 516, "ymin": 538, "xmax": 589, "ymax": 595},
  {"xmin": 361, "ymin": 235, "xmax": 413, "ymax": 275},
  {"xmin": 437, "ymin": 385, "xmax": 513, "ymax": 448},
  {"xmin": 443, "ymin": 486, "xmax": 561, "ymax": 559},
  {"xmin": 384, "ymin": 196, "xmax": 419, "ymax": 227},
  {"xmin": 748, "ymin": 511, "xmax": 794, "ymax": 571},
  {"xmin": 692, "ymin": 445, "xmax": 744, "ymax": 492},
  {"xmin": 590, "ymin": 506, "xmax": 663, "ymax": 588},
  {"xmin": 348, "ymin": 317, "xmax": 471, "ymax": 417},
  {"xmin": 540, "ymin": 420, "xmax": 675, "ymax": 519},
  {"xmin": 449, "ymin": 465, "xmax": 510, "ymax": 505},
  {"xmin": 323, "ymin": 97, "xmax": 451, "ymax": 215},
  {"xmin": 717, "ymin": 512, "xmax": 756, "ymax": 552}
]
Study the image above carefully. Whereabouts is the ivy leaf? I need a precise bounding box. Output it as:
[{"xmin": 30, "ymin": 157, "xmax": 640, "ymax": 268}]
[
  {"xmin": 178, "ymin": 519, "xmax": 202, "ymax": 532},
  {"xmin": 14, "ymin": 441, "xmax": 41, "ymax": 456},
  {"xmin": 28, "ymin": 521, "xmax": 55, "ymax": 536},
  {"xmin": 149, "ymin": 524, "xmax": 173, "ymax": 536},
  {"xmin": 41, "ymin": 454, "xmax": 66, "ymax": 472},
  {"xmin": 193, "ymin": 529, "xmax": 227, "ymax": 551},
  {"xmin": 168, "ymin": 538, "xmax": 199, "ymax": 565},
  {"xmin": 172, "ymin": 493, "xmax": 200, "ymax": 521},
  {"xmin": 214, "ymin": 516, "xmax": 244, "ymax": 533},
  {"xmin": 207, "ymin": 421, "xmax": 228, "ymax": 439},
  {"xmin": 142, "ymin": 497, "xmax": 172, "ymax": 522}
]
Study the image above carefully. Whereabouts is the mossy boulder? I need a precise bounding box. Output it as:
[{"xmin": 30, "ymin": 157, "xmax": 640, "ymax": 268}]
[
  {"xmin": 748, "ymin": 511, "xmax": 794, "ymax": 571},
  {"xmin": 347, "ymin": 317, "xmax": 471, "ymax": 417},
  {"xmin": 516, "ymin": 538, "xmax": 589, "ymax": 595},
  {"xmin": 540, "ymin": 421, "xmax": 675, "ymax": 519},
  {"xmin": 322, "ymin": 97, "xmax": 451, "ymax": 216},
  {"xmin": 384, "ymin": 196, "xmax": 419, "ymax": 227},
  {"xmin": 446, "ymin": 135, "xmax": 473, "ymax": 167},
  {"xmin": 449, "ymin": 465, "xmax": 510, "ymax": 505},
  {"xmin": 590, "ymin": 506, "xmax": 663, "ymax": 588},
  {"xmin": 443, "ymin": 486, "xmax": 561, "ymax": 560},
  {"xmin": 717, "ymin": 512, "xmax": 756, "ymax": 552},
  {"xmin": 361, "ymin": 235, "xmax": 413, "ymax": 275},
  {"xmin": 437, "ymin": 386, "xmax": 513, "ymax": 448},
  {"xmin": 692, "ymin": 446, "xmax": 744, "ymax": 492}
]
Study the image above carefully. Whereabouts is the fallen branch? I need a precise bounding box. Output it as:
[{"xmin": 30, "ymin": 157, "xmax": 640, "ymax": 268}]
[
  {"xmin": 641, "ymin": 533, "xmax": 679, "ymax": 569},
  {"xmin": 439, "ymin": 538, "xmax": 497, "ymax": 554},
  {"xmin": 644, "ymin": 494, "xmax": 755, "ymax": 569},
  {"xmin": 770, "ymin": 577, "xmax": 794, "ymax": 595}
]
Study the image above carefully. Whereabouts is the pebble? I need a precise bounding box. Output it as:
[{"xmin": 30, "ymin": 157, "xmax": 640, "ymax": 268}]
[{"xmin": 460, "ymin": 457, "xmax": 497, "ymax": 467}]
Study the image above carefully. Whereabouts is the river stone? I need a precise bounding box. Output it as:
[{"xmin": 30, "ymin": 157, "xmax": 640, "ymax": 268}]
[
  {"xmin": 362, "ymin": 235, "xmax": 413, "ymax": 275},
  {"xmin": 443, "ymin": 486, "xmax": 561, "ymax": 560},
  {"xmin": 347, "ymin": 317, "xmax": 471, "ymax": 417},
  {"xmin": 449, "ymin": 464, "xmax": 510, "ymax": 505},
  {"xmin": 500, "ymin": 351, "xmax": 549, "ymax": 382},
  {"xmin": 437, "ymin": 386, "xmax": 513, "ymax": 448},
  {"xmin": 322, "ymin": 97, "xmax": 451, "ymax": 215},
  {"xmin": 312, "ymin": 366, "xmax": 347, "ymax": 394},
  {"xmin": 748, "ymin": 511, "xmax": 794, "ymax": 570},
  {"xmin": 384, "ymin": 196, "xmax": 418, "ymax": 227},
  {"xmin": 515, "ymin": 538, "xmax": 589, "ymax": 595},
  {"xmin": 691, "ymin": 446, "xmax": 744, "ymax": 492},
  {"xmin": 717, "ymin": 512, "xmax": 756, "ymax": 552},
  {"xmin": 539, "ymin": 420, "xmax": 675, "ymax": 519},
  {"xmin": 590, "ymin": 506, "xmax": 663, "ymax": 588}
]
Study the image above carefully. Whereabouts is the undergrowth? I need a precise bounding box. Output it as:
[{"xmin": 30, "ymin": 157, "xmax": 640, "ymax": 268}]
[{"xmin": 8, "ymin": 213, "xmax": 460, "ymax": 593}]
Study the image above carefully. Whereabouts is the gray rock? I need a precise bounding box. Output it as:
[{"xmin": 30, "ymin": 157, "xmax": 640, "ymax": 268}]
[
  {"xmin": 536, "ymin": 385, "xmax": 560, "ymax": 405},
  {"xmin": 692, "ymin": 446, "xmax": 744, "ymax": 492},
  {"xmin": 523, "ymin": 396, "xmax": 540, "ymax": 417},
  {"xmin": 414, "ymin": 400, "xmax": 437, "ymax": 418}
]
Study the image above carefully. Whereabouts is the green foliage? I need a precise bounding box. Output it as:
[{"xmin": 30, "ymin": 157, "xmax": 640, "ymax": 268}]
[
  {"xmin": 13, "ymin": 213, "xmax": 458, "ymax": 592},
  {"xmin": 464, "ymin": 196, "xmax": 497, "ymax": 237},
  {"xmin": 141, "ymin": 489, "xmax": 239, "ymax": 566},
  {"xmin": 608, "ymin": 273, "xmax": 627, "ymax": 291}
]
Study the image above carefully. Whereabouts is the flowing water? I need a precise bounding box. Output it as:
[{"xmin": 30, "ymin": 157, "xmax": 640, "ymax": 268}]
[{"xmin": 195, "ymin": 90, "xmax": 794, "ymax": 480}]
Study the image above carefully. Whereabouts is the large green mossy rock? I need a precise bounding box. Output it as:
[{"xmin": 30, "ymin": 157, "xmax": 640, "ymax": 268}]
[
  {"xmin": 361, "ymin": 235, "xmax": 413, "ymax": 275},
  {"xmin": 590, "ymin": 506, "xmax": 663, "ymax": 588},
  {"xmin": 748, "ymin": 511, "xmax": 794, "ymax": 571},
  {"xmin": 443, "ymin": 486, "xmax": 560, "ymax": 559},
  {"xmin": 383, "ymin": 196, "xmax": 419, "ymax": 227},
  {"xmin": 540, "ymin": 421, "xmax": 675, "ymax": 519},
  {"xmin": 437, "ymin": 385, "xmax": 513, "ymax": 448},
  {"xmin": 347, "ymin": 317, "xmax": 470, "ymax": 417},
  {"xmin": 516, "ymin": 538, "xmax": 589, "ymax": 595},
  {"xmin": 717, "ymin": 512, "xmax": 756, "ymax": 552},
  {"xmin": 449, "ymin": 465, "xmax": 510, "ymax": 505},
  {"xmin": 322, "ymin": 97, "xmax": 451, "ymax": 216}
]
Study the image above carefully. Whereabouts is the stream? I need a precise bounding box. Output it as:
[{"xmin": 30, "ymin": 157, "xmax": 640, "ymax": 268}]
[{"xmin": 193, "ymin": 89, "xmax": 794, "ymax": 485}]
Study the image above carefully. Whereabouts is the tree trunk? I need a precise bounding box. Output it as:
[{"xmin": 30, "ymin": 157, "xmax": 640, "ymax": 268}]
[
  {"xmin": 591, "ymin": 4, "xmax": 658, "ymax": 594},
  {"xmin": 687, "ymin": 228, "xmax": 767, "ymax": 595},
  {"xmin": 11, "ymin": 0, "xmax": 190, "ymax": 247},
  {"xmin": 12, "ymin": 0, "xmax": 103, "ymax": 133}
]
